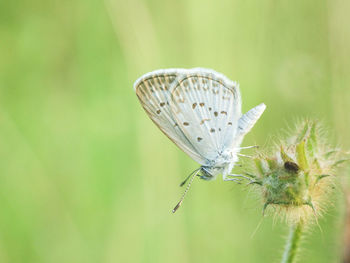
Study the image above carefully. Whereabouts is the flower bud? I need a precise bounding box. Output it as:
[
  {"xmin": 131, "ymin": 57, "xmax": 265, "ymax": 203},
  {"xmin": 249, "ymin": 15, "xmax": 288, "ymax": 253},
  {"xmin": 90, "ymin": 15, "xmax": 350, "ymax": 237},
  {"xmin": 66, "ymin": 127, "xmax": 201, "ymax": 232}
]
[{"xmin": 249, "ymin": 120, "xmax": 348, "ymax": 224}]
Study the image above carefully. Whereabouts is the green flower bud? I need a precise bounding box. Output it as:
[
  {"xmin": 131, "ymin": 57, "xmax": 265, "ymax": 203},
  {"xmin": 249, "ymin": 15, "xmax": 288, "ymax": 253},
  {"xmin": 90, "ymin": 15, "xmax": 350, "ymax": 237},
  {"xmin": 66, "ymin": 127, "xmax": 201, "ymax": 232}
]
[{"xmin": 249, "ymin": 120, "xmax": 348, "ymax": 224}]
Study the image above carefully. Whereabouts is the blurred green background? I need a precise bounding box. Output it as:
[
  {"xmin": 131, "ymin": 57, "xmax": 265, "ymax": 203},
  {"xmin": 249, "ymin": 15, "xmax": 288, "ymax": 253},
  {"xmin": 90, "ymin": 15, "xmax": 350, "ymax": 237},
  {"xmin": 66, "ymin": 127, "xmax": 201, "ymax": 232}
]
[{"xmin": 0, "ymin": 0, "xmax": 350, "ymax": 262}]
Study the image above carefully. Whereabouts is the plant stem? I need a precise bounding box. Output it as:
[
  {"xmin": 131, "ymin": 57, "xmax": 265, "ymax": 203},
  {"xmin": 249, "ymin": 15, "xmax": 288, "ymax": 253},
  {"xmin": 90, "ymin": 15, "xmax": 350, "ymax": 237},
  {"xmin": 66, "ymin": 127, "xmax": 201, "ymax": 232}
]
[{"xmin": 281, "ymin": 221, "xmax": 304, "ymax": 263}]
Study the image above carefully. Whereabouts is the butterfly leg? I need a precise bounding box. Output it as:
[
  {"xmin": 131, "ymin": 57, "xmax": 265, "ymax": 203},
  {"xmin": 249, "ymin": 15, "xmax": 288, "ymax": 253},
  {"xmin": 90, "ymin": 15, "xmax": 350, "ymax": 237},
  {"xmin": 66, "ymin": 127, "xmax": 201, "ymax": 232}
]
[
  {"xmin": 238, "ymin": 145, "xmax": 259, "ymax": 150},
  {"xmin": 237, "ymin": 153, "xmax": 253, "ymax": 159},
  {"xmin": 223, "ymin": 177, "xmax": 243, "ymax": 184},
  {"xmin": 223, "ymin": 174, "xmax": 250, "ymax": 184},
  {"xmin": 227, "ymin": 174, "xmax": 253, "ymax": 180},
  {"xmin": 226, "ymin": 174, "xmax": 262, "ymax": 185}
]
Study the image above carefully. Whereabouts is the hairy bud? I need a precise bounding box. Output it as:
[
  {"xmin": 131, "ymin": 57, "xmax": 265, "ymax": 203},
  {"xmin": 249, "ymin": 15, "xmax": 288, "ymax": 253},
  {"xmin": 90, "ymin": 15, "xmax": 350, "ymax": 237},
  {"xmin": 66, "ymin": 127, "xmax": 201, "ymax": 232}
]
[{"xmin": 247, "ymin": 120, "xmax": 348, "ymax": 224}]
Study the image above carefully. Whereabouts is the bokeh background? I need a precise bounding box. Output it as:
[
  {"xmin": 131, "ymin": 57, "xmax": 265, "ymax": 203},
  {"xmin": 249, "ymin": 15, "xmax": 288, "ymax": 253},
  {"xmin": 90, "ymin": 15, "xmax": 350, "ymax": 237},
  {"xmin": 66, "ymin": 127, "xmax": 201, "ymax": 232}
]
[{"xmin": 1, "ymin": 0, "xmax": 350, "ymax": 262}]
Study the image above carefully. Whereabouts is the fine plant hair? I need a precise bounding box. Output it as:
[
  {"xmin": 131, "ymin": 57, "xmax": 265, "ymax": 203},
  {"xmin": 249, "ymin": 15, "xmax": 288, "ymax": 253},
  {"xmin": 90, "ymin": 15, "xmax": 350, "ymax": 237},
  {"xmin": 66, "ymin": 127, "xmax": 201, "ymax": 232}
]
[{"xmin": 239, "ymin": 119, "xmax": 349, "ymax": 263}]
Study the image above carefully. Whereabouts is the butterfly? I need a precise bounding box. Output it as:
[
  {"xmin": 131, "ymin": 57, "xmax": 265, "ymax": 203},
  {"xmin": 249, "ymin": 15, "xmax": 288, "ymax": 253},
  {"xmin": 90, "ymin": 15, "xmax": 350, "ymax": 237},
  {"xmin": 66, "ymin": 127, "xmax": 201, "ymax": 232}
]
[{"xmin": 134, "ymin": 68, "xmax": 266, "ymax": 212}]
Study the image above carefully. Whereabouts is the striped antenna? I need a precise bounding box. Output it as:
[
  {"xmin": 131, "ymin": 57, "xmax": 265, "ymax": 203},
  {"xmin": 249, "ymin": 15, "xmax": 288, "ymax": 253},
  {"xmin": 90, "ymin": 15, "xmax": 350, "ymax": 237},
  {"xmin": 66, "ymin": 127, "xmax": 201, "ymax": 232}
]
[{"xmin": 172, "ymin": 168, "xmax": 201, "ymax": 213}]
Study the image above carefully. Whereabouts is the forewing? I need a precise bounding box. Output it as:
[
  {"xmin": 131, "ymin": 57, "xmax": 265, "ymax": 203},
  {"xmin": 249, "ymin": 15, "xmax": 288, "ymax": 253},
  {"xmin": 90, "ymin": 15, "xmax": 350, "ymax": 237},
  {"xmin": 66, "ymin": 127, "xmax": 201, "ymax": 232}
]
[
  {"xmin": 134, "ymin": 69, "xmax": 206, "ymax": 165},
  {"xmin": 169, "ymin": 69, "xmax": 242, "ymax": 161}
]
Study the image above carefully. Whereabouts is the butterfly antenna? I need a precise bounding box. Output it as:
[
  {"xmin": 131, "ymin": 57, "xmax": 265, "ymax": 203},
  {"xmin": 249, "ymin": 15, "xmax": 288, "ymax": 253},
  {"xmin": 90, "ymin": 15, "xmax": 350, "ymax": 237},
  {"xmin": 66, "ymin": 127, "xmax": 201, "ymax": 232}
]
[
  {"xmin": 179, "ymin": 168, "xmax": 201, "ymax": 187},
  {"xmin": 172, "ymin": 169, "xmax": 201, "ymax": 213}
]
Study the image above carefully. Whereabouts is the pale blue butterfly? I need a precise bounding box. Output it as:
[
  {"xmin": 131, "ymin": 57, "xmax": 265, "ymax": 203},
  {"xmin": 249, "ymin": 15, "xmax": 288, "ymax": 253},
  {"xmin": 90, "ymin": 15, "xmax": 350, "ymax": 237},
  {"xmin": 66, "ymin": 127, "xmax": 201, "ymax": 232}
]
[{"xmin": 134, "ymin": 68, "xmax": 266, "ymax": 212}]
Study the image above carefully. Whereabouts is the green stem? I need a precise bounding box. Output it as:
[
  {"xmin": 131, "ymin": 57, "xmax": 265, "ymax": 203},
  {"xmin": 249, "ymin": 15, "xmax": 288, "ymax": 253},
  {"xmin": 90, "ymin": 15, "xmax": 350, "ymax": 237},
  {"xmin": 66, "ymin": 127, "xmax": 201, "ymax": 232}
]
[{"xmin": 281, "ymin": 221, "xmax": 304, "ymax": 263}]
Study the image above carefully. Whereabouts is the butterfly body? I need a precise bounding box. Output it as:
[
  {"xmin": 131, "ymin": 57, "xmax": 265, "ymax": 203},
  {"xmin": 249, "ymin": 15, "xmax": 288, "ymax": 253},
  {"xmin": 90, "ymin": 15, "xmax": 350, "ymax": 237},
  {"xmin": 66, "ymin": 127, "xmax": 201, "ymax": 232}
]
[
  {"xmin": 198, "ymin": 148, "xmax": 239, "ymax": 180},
  {"xmin": 134, "ymin": 68, "xmax": 266, "ymax": 181}
]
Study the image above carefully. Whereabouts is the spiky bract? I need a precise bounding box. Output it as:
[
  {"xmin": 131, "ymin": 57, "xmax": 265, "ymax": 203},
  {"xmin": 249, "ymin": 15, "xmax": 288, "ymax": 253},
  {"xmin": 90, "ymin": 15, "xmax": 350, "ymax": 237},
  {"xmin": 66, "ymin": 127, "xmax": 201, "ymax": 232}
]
[{"xmin": 248, "ymin": 120, "xmax": 348, "ymax": 224}]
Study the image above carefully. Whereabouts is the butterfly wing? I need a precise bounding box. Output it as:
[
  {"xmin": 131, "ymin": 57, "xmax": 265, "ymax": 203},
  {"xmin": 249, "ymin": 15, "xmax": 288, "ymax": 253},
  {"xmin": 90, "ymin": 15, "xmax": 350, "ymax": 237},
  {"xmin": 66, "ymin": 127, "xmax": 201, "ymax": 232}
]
[
  {"xmin": 237, "ymin": 103, "xmax": 266, "ymax": 137},
  {"xmin": 169, "ymin": 68, "xmax": 242, "ymax": 162},
  {"xmin": 134, "ymin": 69, "xmax": 207, "ymax": 165}
]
